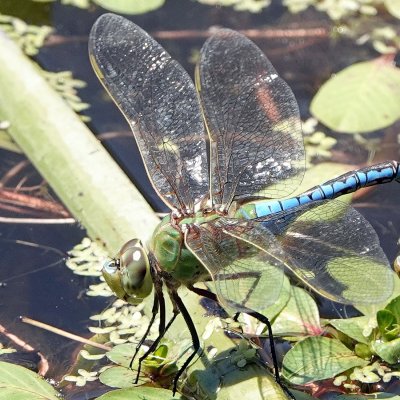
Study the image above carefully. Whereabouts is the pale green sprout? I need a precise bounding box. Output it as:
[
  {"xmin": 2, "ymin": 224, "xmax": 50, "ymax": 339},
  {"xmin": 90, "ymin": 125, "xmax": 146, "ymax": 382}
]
[{"xmin": 64, "ymin": 369, "xmax": 98, "ymax": 387}]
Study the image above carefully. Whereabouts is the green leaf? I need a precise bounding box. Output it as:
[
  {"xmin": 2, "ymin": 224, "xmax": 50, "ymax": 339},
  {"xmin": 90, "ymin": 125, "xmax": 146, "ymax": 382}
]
[
  {"xmin": 99, "ymin": 366, "xmax": 137, "ymax": 388},
  {"xmin": 260, "ymin": 275, "xmax": 291, "ymax": 320},
  {"xmin": 329, "ymin": 316, "xmax": 371, "ymax": 344},
  {"xmin": 290, "ymin": 390, "xmax": 316, "ymax": 400},
  {"xmin": 272, "ymin": 286, "xmax": 322, "ymax": 336},
  {"xmin": 385, "ymin": 0, "xmax": 400, "ymax": 18},
  {"xmin": 92, "ymin": 0, "xmax": 165, "ymax": 14},
  {"xmin": 385, "ymin": 295, "xmax": 400, "ymax": 324},
  {"xmin": 310, "ymin": 60, "xmax": 400, "ymax": 133},
  {"xmin": 336, "ymin": 393, "xmax": 400, "ymax": 399},
  {"xmin": 356, "ymin": 272, "xmax": 400, "ymax": 318},
  {"xmin": 377, "ymin": 309, "xmax": 398, "ymax": 340},
  {"xmin": 187, "ymin": 356, "xmax": 289, "ymax": 400},
  {"xmin": 282, "ymin": 337, "xmax": 369, "ymax": 384},
  {"xmin": 106, "ymin": 343, "xmax": 136, "ymax": 368},
  {"xmin": 372, "ymin": 337, "xmax": 400, "ymax": 364},
  {"xmin": 0, "ymin": 361, "xmax": 60, "ymax": 399},
  {"xmin": 96, "ymin": 387, "xmax": 179, "ymax": 399},
  {"xmin": 216, "ymin": 365, "xmax": 288, "ymax": 400}
]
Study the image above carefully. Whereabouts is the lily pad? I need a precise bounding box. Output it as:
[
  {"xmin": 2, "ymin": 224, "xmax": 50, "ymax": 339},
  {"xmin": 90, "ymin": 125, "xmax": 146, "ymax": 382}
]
[
  {"xmin": 336, "ymin": 394, "xmax": 400, "ymax": 399},
  {"xmin": 260, "ymin": 274, "xmax": 291, "ymax": 320},
  {"xmin": 385, "ymin": 295, "xmax": 400, "ymax": 324},
  {"xmin": 96, "ymin": 387, "xmax": 179, "ymax": 399},
  {"xmin": 0, "ymin": 361, "xmax": 60, "ymax": 399},
  {"xmin": 311, "ymin": 60, "xmax": 400, "ymax": 133},
  {"xmin": 92, "ymin": 0, "xmax": 165, "ymax": 14},
  {"xmin": 282, "ymin": 336, "xmax": 368, "ymax": 384},
  {"xmin": 99, "ymin": 366, "xmax": 137, "ymax": 388},
  {"xmin": 106, "ymin": 343, "xmax": 136, "ymax": 368},
  {"xmin": 372, "ymin": 337, "xmax": 400, "ymax": 364},
  {"xmin": 377, "ymin": 309, "xmax": 398, "ymax": 340},
  {"xmin": 216, "ymin": 365, "xmax": 288, "ymax": 400},
  {"xmin": 356, "ymin": 272, "xmax": 400, "ymax": 318},
  {"xmin": 385, "ymin": 0, "xmax": 400, "ymax": 18},
  {"xmin": 329, "ymin": 316, "xmax": 371, "ymax": 344},
  {"xmin": 272, "ymin": 286, "xmax": 322, "ymax": 337}
]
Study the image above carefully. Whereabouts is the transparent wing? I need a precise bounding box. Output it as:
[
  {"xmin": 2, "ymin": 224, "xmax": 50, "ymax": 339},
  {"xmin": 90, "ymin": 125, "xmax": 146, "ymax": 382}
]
[
  {"xmin": 197, "ymin": 29, "xmax": 305, "ymax": 208},
  {"xmin": 89, "ymin": 14, "xmax": 208, "ymax": 212},
  {"xmin": 252, "ymin": 199, "xmax": 394, "ymax": 305},
  {"xmin": 185, "ymin": 217, "xmax": 285, "ymax": 314}
]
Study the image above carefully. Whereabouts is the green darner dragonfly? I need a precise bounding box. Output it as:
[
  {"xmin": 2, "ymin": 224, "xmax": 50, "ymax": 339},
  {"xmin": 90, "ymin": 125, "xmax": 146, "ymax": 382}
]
[{"xmin": 89, "ymin": 13, "xmax": 399, "ymax": 397}]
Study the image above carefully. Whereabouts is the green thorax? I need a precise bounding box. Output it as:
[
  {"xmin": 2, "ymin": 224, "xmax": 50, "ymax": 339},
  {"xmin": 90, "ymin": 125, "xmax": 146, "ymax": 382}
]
[{"xmin": 149, "ymin": 212, "xmax": 219, "ymax": 284}]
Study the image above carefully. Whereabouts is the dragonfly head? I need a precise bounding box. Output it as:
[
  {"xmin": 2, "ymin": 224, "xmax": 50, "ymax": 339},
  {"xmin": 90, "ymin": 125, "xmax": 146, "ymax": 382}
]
[{"xmin": 102, "ymin": 239, "xmax": 153, "ymax": 305}]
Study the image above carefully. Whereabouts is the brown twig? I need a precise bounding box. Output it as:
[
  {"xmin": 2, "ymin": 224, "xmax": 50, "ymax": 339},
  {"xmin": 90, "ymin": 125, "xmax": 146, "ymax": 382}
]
[
  {"xmin": 21, "ymin": 317, "xmax": 112, "ymax": 352},
  {"xmin": 0, "ymin": 323, "xmax": 49, "ymax": 376},
  {"xmin": 0, "ymin": 160, "xmax": 30, "ymax": 187},
  {"xmin": 0, "ymin": 188, "xmax": 70, "ymax": 217},
  {"xmin": 152, "ymin": 27, "xmax": 329, "ymax": 40}
]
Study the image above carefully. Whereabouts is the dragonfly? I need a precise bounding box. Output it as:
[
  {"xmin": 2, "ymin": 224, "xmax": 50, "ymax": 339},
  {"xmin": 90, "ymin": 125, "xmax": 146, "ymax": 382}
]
[{"xmin": 89, "ymin": 13, "xmax": 399, "ymax": 397}]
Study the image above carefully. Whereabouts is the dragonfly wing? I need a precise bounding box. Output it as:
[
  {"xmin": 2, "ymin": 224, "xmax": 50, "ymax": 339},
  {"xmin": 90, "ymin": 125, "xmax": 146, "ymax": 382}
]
[
  {"xmin": 89, "ymin": 14, "xmax": 208, "ymax": 211},
  {"xmin": 197, "ymin": 29, "xmax": 305, "ymax": 207},
  {"xmin": 185, "ymin": 218, "xmax": 285, "ymax": 314},
  {"xmin": 255, "ymin": 199, "xmax": 394, "ymax": 305}
]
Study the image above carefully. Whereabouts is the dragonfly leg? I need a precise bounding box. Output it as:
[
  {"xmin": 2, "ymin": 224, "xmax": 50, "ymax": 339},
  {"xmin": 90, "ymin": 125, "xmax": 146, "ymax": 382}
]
[
  {"xmin": 170, "ymin": 289, "xmax": 200, "ymax": 395},
  {"xmin": 134, "ymin": 280, "xmax": 165, "ymax": 383},
  {"xmin": 188, "ymin": 285, "xmax": 295, "ymax": 400},
  {"xmin": 246, "ymin": 309, "xmax": 296, "ymax": 400},
  {"xmin": 233, "ymin": 312, "xmax": 240, "ymax": 322},
  {"xmin": 130, "ymin": 290, "xmax": 159, "ymax": 369},
  {"xmin": 135, "ymin": 299, "xmax": 180, "ymax": 383}
]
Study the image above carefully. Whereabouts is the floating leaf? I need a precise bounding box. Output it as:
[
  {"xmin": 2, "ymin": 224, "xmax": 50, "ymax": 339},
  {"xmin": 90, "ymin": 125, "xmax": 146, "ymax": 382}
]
[
  {"xmin": 372, "ymin": 337, "xmax": 400, "ymax": 364},
  {"xmin": 272, "ymin": 286, "xmax": 322, "ymax": 337},
  {"xmin": 99, "ymin": 366, "xmax": 137, "ymax": 388},
  {"xmin": 311, "ymin": 60, "xmax": 400, "ymax": 133},
  {"xmin": 385, "ymin": 295, "xmax": 400, "ymax": 324},
  {"xmin": 260, "ymin": 275, "xmax": 291, "ymax": 320},
  {"xmin": 336, "ymin": 393, "xmax": 400, "ymax": 399},
  {"xmin": 0, "ymin": 361, "xmax": 60, "ymax": 399},
  {"xmin": 356, "ymin": 272, "xmax": 400, "ymax": 319},
  {"xmin": 92, "ymin": 0, "xmax": 165, "ymax": 14},
  {"xmin": 216, "ymin": 365, "xmax": 288, "ymax": 400},
  {"xmin": 106, "ymin": 343, "xmax": 137, "ymax": 368},
  {"xmin": 385, "ymin": 0, "xmax": 400, "ymax": 19},
  {"xmin": 377, "ymin": 310, "xmax": 398, "ymax": 340},
  {"xmin": 96, "ymin": 387, "xmax": 178, "ymax": 399},
  {"xmin": 282, "ymin": 337, "xmax": 368, "ymax": 384},
  {"xmin": 198, "ymin": 0, "xmax": 271, "ymax": 13},
  {"xmin": 329, "ymin": 316, "xmax": 371, "ymax": 344}
]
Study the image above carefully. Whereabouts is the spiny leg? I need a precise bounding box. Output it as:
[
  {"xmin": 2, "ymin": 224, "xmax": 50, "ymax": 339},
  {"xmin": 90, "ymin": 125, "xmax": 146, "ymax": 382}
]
[
  {"xmin": 188, "ymin": 285, "xmax": 295, "ymax": 400},
  {"xmin": 135, "ymin": 301, "xmax": 180, "ymax": 383},
  {"xmin": 246, "ymin": 309, "xmax": 295, "ymax": 400},
  {"xmin": 130, "ymin": 290, "xmax": 159, "ymax": 369},
  {"xmin": 134, "ymin": 283, "xmax": 165, "ymax": 383},
  {"xmin": 170, "ymin": 289, "xmax": 200, "ymax": 395}
]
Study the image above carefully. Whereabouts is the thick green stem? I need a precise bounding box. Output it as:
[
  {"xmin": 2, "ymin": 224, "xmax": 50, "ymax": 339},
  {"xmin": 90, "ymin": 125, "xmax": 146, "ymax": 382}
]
[{"xmin": 0, "ymin": 30, "xmax": 159, "ymax": 254}]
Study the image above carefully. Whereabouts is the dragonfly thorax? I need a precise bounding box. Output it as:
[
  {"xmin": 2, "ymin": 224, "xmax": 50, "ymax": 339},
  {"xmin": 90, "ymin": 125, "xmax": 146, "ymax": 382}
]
[{"xmin": 149, "ymin": 212, "xmax": 214, "ymax": 284}]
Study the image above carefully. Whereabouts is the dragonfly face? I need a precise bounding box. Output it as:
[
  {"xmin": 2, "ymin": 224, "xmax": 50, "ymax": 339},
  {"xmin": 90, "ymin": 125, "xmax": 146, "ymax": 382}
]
[{"xmin": 102, "ymin": 239, "xmax": 153, "ymax": 305}]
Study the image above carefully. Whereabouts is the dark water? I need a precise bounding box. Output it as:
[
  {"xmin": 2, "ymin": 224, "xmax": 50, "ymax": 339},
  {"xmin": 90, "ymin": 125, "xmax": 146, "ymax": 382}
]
[{"xmin": 0, "ymin": 0, "xmax": 399, "ymax": 396}]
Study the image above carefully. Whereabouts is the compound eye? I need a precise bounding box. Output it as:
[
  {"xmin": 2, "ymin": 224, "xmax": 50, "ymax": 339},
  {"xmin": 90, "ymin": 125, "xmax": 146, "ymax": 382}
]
[
  {"xmin": 103, "ymin": 258, "xmax": 118, "ymax": 275},
  {"xmin": 120, "ymin": 242, "xmax": 149, "ymax": 293},
  {"xmin": 101, "ymin": 258, "xmax": 126, "ymax": 300}
]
